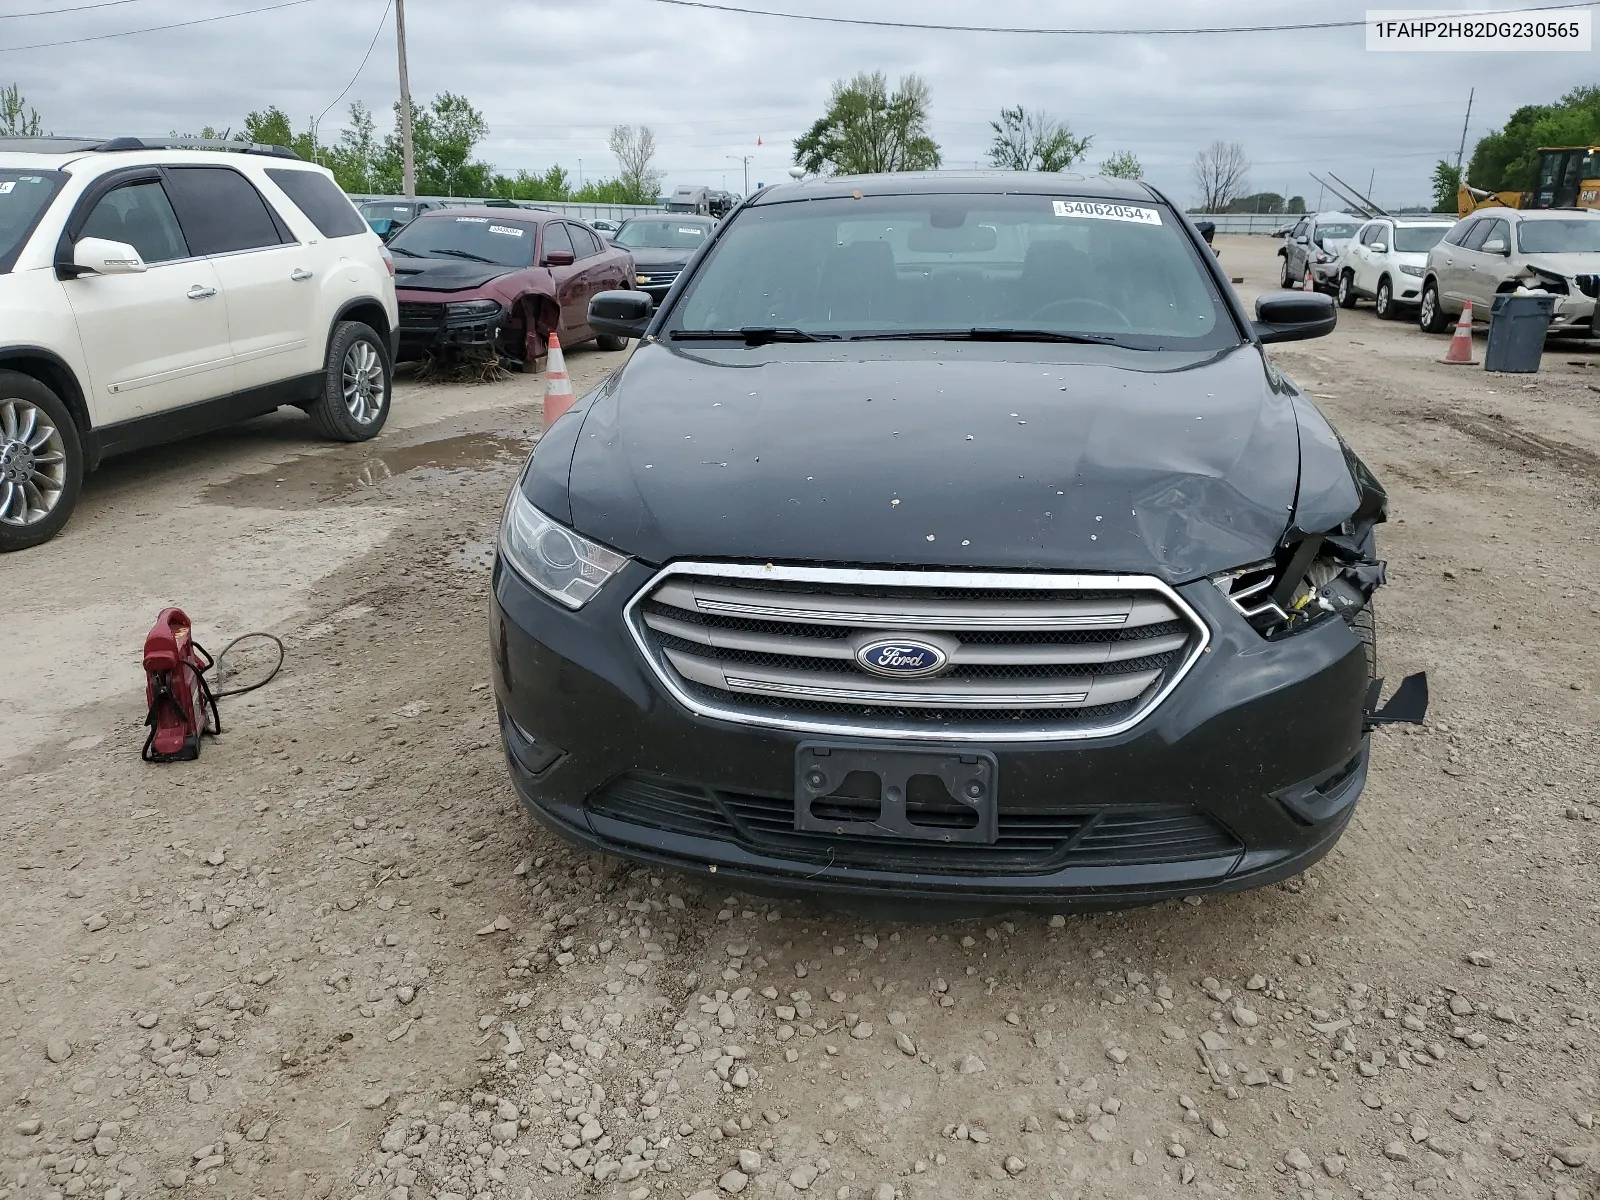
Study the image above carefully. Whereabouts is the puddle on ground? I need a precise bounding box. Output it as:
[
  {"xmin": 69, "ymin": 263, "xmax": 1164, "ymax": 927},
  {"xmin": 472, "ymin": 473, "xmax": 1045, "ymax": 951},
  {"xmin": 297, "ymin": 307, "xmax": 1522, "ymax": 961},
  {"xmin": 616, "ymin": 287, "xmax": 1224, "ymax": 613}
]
[{"xmin": 204, "ymin": 432, "xmax": 532, "ymax": 510}]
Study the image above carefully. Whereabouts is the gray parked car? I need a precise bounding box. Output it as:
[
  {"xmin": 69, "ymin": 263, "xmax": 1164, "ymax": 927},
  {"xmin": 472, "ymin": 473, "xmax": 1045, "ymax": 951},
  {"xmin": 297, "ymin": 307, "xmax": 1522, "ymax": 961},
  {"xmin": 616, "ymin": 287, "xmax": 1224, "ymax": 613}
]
[
  {"xmin": 1418, "ymin": 207, "xmax": 1600, "ymax": 336},
  {"xmin": 1279, "ymin": 212, "xmax": 1363, "ymax": 292}
]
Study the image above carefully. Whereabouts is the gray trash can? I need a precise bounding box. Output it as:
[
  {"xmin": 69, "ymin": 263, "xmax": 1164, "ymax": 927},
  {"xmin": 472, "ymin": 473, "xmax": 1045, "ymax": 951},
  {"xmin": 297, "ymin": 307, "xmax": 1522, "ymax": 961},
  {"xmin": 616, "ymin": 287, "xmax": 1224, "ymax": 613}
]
[{"xmin": 1484, "ymin": 292, "xmax": 1556, "ymax": 373}]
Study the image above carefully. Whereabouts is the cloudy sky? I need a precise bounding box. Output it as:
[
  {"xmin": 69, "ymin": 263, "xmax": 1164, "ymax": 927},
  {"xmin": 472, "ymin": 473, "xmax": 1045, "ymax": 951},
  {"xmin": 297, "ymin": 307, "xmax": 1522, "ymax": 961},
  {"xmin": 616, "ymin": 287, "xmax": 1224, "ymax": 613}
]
[{"xmin": 4, "ymin": 0, "xmax": 1595, "ymax": 207}]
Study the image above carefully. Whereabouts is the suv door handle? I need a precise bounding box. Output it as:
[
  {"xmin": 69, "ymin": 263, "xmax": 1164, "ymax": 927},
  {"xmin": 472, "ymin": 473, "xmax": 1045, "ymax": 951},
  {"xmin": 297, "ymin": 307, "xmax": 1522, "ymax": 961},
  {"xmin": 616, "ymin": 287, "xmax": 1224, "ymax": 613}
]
[
  {"xmin": 291, "ymin": 268, "xmax": 313, "ymax": 281},
  {"xmin": 187, "ymin": 284, "xmax": 217, "ymax": 299}
]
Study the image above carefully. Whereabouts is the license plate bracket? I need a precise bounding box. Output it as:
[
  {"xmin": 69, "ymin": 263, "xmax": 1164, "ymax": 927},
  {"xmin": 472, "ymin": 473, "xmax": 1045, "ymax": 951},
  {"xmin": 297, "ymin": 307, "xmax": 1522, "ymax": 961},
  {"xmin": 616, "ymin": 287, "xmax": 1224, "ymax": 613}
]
[{"xmin": 794, "ymin": 742, "xmax": 998, "ymax": 844}]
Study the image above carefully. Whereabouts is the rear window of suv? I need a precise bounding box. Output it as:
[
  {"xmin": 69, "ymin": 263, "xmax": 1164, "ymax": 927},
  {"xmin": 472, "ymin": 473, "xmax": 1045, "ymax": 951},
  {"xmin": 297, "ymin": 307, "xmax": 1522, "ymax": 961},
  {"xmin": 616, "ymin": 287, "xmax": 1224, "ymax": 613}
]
[
  {"xmin": 0, "ymin": 168, "xmax": 65, "ymax": 273},
  {"xmin": 267, "ymin": 168, "xmax": 368, "ymax": 238}
]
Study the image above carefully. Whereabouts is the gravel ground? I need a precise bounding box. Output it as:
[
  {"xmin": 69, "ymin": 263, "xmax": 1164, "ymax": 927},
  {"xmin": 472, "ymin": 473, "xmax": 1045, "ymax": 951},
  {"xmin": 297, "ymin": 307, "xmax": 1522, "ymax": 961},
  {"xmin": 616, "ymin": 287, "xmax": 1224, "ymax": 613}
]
[{"xmin": 2, "ymin": 239, "xmax": 1597, "ymax": 1200}]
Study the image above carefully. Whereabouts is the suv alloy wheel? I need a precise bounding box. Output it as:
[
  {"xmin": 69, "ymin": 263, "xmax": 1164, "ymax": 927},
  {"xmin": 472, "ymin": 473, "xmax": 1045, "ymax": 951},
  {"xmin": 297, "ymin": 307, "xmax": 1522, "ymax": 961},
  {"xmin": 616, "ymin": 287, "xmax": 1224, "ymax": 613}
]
[
  {"xmin": 0, "ymin": 371, "xmax": 83, "ymax": 552},
  {"xmin": 308, "ymin": 321, "xmax": 392, "ymax": 441}
]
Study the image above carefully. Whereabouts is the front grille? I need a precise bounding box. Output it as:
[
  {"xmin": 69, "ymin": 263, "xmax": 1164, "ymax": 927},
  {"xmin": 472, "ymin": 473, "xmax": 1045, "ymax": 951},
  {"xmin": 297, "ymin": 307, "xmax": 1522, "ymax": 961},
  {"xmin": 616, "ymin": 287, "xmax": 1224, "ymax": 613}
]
[
  {"xmin": 626, "ymin": 564, "xmax": 1207, "ymax": 741},
  {"xmin": 586, "ymin": 775, "xmax": 1241, "ymax": 875},
  {"xmin": 398, "ymin": 300, "xmax": 443, "ymax": 329},
  {"xmin": 637, "ymin": 270, "xmax": 681, "ymax": 286}
]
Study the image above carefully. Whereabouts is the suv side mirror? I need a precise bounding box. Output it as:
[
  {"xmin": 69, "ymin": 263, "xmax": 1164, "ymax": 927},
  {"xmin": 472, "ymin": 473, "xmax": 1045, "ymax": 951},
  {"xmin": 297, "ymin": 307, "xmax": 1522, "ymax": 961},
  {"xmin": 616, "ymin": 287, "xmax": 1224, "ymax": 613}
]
[
  {"xmin": 72, "ymin": 237, "xmax": 147, "ymax": 276},
  {"xmin": 1482, "ymin": 238, "xmax": 1509, "ymax": 255},
  {"xmin": 1370, "ymin": 241, "xmax": 1387, "ymax": 254},
  {"xmin": 544, "ymin": 249, "xmax": 576, "ymax": 267},
  {"xmin": 589, "ymin": 289, "xmax": 654, "ymax": 340},
  {"xmin": 1194, "ymin": 219, "xmax": 1215, "ymax": 245},
  {"xmin": 1253, "ymin": 290, "xmax": 1336, "ymax": 344}
]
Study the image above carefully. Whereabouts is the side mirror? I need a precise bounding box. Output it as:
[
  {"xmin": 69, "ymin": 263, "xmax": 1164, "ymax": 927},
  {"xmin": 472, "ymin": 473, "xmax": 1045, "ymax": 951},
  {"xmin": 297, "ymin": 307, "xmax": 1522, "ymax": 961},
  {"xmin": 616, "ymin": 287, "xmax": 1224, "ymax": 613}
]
[
  {"xmin": 544, "ymin": 249, "xmax": 576, "ymax": 267},
  {"xmin": 1370, "ymin": 241, "xmax": 1387, "ymax": 254},
  {"xmin": 1482, "ymin": 239, "xmax": 1508, "ymax": 255},
  {"xmin": 1194, "ymin": 219, "xmax": 1215, "ymax": 245},
  {"xmin": 1295, "ymin": 235, "xmax": 1310, "ymax": 245},
  {"xmin": 1253, "ymin": 289, "xmax": 1336, "ymax": 344},
  {"xmin": 72, "ymin": 237, "xmax": 147, "ymax": 275},
  {"xmin": 589, "ymin": 289, "xmax": 654, "ymax": 340}
]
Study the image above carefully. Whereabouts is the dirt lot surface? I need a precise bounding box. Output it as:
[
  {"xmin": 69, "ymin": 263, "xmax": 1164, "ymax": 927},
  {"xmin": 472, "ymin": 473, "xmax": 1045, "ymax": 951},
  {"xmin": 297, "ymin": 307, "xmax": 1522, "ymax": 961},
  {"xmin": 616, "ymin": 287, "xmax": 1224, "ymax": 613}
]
[{"xmin": 3, "ymin": 239, "xmax": 1598, "ymax": 1200}]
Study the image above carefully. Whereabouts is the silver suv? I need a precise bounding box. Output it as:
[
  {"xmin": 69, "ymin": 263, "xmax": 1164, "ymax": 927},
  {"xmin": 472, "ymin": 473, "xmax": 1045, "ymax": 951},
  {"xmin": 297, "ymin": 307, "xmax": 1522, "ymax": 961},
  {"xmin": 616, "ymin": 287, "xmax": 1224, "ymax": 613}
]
[{"xmin": 1418, "ymin": 206, "xmax": 1600, "ymax": 336}]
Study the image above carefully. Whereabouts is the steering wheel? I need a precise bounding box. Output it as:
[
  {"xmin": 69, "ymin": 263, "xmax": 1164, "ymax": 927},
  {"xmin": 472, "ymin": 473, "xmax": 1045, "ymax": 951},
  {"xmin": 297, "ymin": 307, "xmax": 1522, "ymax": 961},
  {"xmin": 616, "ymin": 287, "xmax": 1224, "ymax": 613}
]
[{"xmin": 1031, "ymin": 297, "xmax": 1132, "ymax": 329}]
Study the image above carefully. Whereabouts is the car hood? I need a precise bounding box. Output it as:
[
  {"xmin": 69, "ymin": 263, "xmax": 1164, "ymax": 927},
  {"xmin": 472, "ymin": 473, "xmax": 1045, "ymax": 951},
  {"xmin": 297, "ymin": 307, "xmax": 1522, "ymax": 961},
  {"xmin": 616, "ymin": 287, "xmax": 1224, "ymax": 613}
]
[
  {"xmin": 1520, "ymin": 251, "xmax": 1600, "ymax": 275},
  {"xmin": 627, "ymin": 246, "xmax": 693, "ymax": 270},
  {"xmin": 556, "ymin": 342, "xmax": 1303, "ymax": 584},
  {"xmin": 1320, "ymin": 238, "xmax": 1352, "ymax": 255},
  {"xmin": 391, "ymin": 257, "xmax": 518, "ymax": 292}
]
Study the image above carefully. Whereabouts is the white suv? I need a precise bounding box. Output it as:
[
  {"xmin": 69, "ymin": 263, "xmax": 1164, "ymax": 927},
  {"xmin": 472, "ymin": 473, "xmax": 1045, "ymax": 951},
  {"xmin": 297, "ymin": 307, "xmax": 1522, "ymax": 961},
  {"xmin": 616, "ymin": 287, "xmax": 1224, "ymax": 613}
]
[
  {"xmin": 0, "ymin": 136, "xmax": 399, "ymax": 550},
  {"xmin": 1335, "ymin": 216, "xmax": 1454, "ymax": 318}
]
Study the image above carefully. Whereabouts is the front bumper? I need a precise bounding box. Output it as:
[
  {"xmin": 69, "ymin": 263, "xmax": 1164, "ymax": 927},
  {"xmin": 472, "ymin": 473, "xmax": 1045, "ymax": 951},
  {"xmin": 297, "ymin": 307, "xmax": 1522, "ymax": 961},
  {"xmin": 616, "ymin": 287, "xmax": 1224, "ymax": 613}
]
[
  {"xmin": 395, "ymin": 299, "xmax": 507, "ymax": 362},
  {"xmin": 490, "ymin": 559, "xmax": 1373, "ymax": 909}
]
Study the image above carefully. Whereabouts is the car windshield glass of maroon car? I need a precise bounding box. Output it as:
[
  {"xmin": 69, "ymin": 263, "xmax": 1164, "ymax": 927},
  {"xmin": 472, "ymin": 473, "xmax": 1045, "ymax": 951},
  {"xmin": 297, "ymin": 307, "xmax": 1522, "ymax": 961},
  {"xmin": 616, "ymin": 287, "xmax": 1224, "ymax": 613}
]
[{"xmin": 386, "ymin": 215, "xmax": 536, "ymax": 268}]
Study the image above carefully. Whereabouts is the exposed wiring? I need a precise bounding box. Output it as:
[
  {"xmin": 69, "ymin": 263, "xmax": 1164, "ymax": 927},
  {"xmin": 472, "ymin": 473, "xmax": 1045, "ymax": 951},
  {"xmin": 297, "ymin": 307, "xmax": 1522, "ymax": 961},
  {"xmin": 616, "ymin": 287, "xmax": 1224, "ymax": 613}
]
[
  {"xmin": 633, "ymin": 0, "xmax": 1594, "ymax": 35},
  {"xmin": 314, "ymin": 0, "xmax": 392, "ymax": 132},
  {"xmin": 0, "ymin": 0, "xmax": 319, "ymax": 54},
  {"xmin": 211, "ymin": 632, "xmax": 286, "ymax": 699}
]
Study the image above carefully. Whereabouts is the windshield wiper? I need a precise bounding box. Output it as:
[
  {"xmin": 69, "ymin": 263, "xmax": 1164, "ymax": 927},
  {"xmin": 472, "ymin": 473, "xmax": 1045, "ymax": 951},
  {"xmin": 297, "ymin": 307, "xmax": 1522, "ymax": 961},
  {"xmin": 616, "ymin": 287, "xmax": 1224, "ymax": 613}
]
[
  {"xmin": 388, "ymin": 245, "xmax": 422, "ymax": 257},
  {"xmin": 670, "ymin": 327, "xmax": 829, "ymax": 345},
  {"xmin": 850, "ymin": 327, "xmax": 1127, "ymax": 346},
  {"xmin": 428, "ymin": 248, "xmax": 497, "ymax": 264}
]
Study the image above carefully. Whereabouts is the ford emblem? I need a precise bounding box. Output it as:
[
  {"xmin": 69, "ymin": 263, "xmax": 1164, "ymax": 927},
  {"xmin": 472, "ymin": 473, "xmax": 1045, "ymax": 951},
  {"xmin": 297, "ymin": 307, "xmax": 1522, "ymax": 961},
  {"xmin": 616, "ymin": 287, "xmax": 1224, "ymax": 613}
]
[{"xmin": 855, "ymin": 637, "xmax": 950, "ymax": 679}]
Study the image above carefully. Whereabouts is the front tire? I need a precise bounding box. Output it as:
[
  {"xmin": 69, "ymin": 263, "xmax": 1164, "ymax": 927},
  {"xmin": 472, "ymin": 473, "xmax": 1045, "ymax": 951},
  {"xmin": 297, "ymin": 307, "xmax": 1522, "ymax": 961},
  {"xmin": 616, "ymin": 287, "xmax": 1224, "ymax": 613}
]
[
  {"xmin": 0, "ymin": 370, "xmax": 83, "ymax": 552},
  {"xmin": 1418, "ymin": 282, "xmax": 1450, "ymax": 333},
  {"xmin": 595, "ymin": 334, "xmax": 629, "ymax": 352},
  {"xmin": 1337, "ymin": 270, "xmax": 1358, "ymax": 308},
  {"xmin": 1374, "ymin": 277, "xmax": 1395, "ymax": 320},
  {"xmin": 1279, "ymin": 254, "xmax": 1294, "ymax": 289},
  {"xmin": 309, "ymin": 321, "xmax": 392, "ymax": 442}
]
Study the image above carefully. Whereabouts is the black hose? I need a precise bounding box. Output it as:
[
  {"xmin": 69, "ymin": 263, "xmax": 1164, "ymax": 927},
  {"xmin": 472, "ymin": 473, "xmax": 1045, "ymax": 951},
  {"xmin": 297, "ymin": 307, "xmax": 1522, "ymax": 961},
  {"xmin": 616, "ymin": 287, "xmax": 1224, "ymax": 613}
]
[{"xmin": 211, "ymin": 633, "xmax": 286, "ymax": 699}]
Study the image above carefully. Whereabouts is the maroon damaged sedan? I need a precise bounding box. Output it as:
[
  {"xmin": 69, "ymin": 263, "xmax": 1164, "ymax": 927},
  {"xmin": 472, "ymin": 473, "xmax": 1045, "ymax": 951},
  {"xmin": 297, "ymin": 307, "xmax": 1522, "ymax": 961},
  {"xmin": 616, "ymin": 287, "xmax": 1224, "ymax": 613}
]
[{"xmin": 389, "ymin": 207, "xmax": 634, "ymax": 367}]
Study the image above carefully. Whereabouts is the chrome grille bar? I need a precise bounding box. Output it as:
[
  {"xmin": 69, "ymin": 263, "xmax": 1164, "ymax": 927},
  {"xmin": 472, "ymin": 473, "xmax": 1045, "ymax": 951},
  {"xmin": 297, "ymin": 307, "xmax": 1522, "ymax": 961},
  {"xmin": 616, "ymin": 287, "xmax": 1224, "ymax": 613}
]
[{"xmin": 624, "ymin": 563, "xmax": 1210, "ymax": 742}]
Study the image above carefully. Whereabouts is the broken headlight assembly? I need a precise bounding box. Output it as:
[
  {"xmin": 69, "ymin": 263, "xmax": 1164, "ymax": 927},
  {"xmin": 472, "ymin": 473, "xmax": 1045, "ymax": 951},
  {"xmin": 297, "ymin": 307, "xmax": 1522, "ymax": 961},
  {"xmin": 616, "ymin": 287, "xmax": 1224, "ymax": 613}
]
[
  {"xmin": 1211, "ymin": 533, "xmax": 1386, "ymax": 638},
  {"xmin": 1515, "ymin": 266, "xmax": 1570, "ymax": 296}
]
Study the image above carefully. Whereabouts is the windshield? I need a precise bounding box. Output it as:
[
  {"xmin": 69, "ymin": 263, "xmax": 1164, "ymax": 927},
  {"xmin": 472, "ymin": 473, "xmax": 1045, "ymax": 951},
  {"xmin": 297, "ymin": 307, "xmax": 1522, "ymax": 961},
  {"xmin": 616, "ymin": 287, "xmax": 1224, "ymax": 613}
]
[
  {"xmin": 1393, "ymin": 225, "xmax": 1449, "ymax": 253},
  {"xmin": 669, "ymin": 192, "xmax": 1233, "ymax": 349},
  {"xmin": 616, "ymin": 219, "xmax": 709, "ymax": 249},
  {"xmin": 1316, "ymin": 223, "xmax": 1359, "ymax": 242},
  {"xmin": 386, "ymin": 214, "xmax": 535, "ymax": 267},
  {"xmin": 1517, "ymin": 219, "xmax": 1600, "ymax": 254},
  {"xmin": 361, "ymin": 202, "xmax": 415, "ymax": 220},
  {"xmin": 0, "ymin": 169, "xmax": 64, "ymax": 272}
]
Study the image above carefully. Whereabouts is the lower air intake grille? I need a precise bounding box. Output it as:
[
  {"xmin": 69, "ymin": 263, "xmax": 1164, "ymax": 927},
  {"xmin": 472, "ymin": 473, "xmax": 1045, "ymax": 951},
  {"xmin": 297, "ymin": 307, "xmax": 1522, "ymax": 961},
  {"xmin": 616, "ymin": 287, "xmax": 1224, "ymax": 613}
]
[
  {"xmin": 586, "ymin": 775, "xmax": 1242, "ymax": 876},
  {"xmin": 626, "ymin": 564, "xmax": 1208, "ymax": 741}
]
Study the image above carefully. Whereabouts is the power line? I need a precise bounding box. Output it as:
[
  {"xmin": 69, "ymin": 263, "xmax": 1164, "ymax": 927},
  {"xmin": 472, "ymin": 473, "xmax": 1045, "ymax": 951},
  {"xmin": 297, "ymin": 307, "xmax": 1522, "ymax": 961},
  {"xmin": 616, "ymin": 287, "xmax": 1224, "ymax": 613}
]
[
  {"xmin": 0, "ymin": 0, "xmax": 150, "ymax": 19},
  {"xmin": 633, "ymin": 0, "xmax": 1594, "ymax": 34},
  {"xmin": 313, "ymin": 0, "xmax": 391, "ymax": 131},
  {"xmin": 0, "ymin": 0, "xmax": 317, "ymax": 53}
]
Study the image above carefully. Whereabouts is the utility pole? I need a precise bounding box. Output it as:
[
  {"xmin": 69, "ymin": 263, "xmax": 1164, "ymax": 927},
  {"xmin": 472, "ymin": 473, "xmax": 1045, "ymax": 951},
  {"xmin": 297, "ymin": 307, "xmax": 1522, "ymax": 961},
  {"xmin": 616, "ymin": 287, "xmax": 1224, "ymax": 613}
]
[
  {"xmin": 396, "ymin": 0, "xmax": 415, "ymax": 197},
  {"xmin": 1455, "ymin": 87, "xmax": 1474, "ymax": 173},
  {"xmin": 727, "ymin": 154, "xmax": 751, "ymax": 195}
]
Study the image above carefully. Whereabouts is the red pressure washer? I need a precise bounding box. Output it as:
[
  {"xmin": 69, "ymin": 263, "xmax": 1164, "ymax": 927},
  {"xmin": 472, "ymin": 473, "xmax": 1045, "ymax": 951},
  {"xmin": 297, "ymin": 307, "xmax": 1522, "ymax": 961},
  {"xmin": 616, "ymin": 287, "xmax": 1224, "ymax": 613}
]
[{"xmin": 141, "ymin": 608, "xmax": 283, "ymax": 763}]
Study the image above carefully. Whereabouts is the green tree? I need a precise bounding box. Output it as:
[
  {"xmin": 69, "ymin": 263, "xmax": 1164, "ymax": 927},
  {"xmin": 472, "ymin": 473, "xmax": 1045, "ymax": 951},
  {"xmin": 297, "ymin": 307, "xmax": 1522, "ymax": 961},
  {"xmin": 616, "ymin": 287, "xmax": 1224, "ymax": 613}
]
[
  {"xmin": 1099, "ymin": 149, "xmax": 1143, "ymax": 180},
  {"xmin": 1431, "ymin": 160, "xmax": 1462, "ymax": 213},
  {"xmin": 987, "ymin": 105, "xmax": 1091, "ymax": 172},
  {"xmin": 794, "ymin": 71, "xmax": 941, "ymax": 175},
  {"xmin": 608, "ymin": 125, "xmax": 664, "ymax": 205},
  {"xmin": 1286, "ymin": 195, "xmax": 1307, "ymax": 214},
  {"xmin": 170, "ymin": 125, "xmax": 229, "ymax": 141},
  {"xmin": 241, "ymin": 106, "xmax": 295, "ymax": 149},
  {"xmin": 1, "ymin": 84, "xmax": 43, "ymax": 136},
  {"xmin": 490, "ymin": 165, "xmax": 573, "ymax": 203},
  {"xmin": 329, "ymin": 101, "xmax": 381, "ymax": 193},
  {"xmin": 1466, "ymin": 86, "xmax": 1600, "ymax": 190},
  {"xmin": 426, "ymin": 92, "xmax": 489, "ymax": 196}
]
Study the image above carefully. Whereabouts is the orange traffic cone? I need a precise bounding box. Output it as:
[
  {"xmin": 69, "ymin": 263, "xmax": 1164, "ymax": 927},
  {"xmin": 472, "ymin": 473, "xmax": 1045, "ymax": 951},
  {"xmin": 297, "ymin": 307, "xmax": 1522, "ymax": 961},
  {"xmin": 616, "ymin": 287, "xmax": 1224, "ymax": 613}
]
[
  {"xmin": 543, "ymin": 332, "xmax": 576, "ymax": 423},
  {"xmin": 1304, "ymin": 267, "xmax": 1316, "ymax": 293},
  {"xmin": 1440, "ymin": 301, "xmax": 1476, "ymax": 365}
]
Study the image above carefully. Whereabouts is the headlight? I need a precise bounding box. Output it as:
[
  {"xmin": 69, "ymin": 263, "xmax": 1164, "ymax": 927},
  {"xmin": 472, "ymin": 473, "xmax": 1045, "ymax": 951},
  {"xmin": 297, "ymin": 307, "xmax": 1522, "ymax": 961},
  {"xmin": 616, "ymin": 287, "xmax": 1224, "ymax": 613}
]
[
  {"xmin": 444, "ymin": 298, "xmax": 504, "ymax": 321},
  {"xmin": 1399, "ymin": 264, "xmax": 1424, "ymax": 277},
  {"xmin": 1314, "ymin": 252, "xmax": 1329, "ymax": 264},
  {"xmin": 499, "ymin": 491, "xmax": 627, "ymax": 609},
  {"xmin": 1211, "ymin": 548, "xmax": 1385, "ymax": 638}
]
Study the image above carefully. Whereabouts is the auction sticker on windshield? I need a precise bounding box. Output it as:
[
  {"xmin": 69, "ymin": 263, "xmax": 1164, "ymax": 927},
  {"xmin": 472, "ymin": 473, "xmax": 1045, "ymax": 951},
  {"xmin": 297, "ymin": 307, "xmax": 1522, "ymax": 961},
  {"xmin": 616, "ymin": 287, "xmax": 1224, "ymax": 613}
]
[
  {"xmin": 488, "ymin": 225, "xmax": 524, "ymax": 236},
  {"xmin": 1052, "ymin": 200, "xmax": 1161, "ymax": 224},
  {"xmin": 0, "ymin": 182, "xmax": 14, "ymax": 194}
]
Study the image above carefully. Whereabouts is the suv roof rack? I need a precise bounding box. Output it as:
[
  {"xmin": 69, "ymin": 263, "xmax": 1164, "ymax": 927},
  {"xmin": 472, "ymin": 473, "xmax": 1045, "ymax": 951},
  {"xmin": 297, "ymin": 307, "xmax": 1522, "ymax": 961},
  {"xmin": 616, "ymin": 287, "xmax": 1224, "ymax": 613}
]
[{"xmin": 94, "ymin": 136, "xmax": 301, "ymax": 159}]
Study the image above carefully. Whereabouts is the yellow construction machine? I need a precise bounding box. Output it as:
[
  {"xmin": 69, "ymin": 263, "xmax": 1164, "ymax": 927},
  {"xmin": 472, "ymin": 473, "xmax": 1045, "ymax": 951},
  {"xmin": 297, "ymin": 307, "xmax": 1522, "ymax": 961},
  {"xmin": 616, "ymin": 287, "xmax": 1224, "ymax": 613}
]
[{"xmin": 1458, "ymin": 146, "xmax": 1600, "ymax": 216}]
